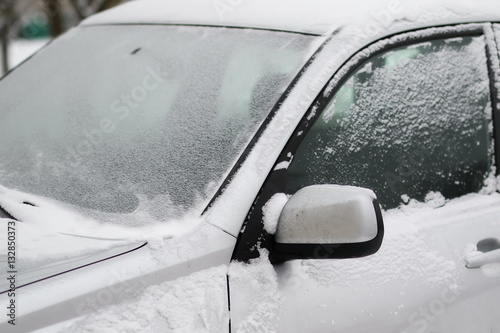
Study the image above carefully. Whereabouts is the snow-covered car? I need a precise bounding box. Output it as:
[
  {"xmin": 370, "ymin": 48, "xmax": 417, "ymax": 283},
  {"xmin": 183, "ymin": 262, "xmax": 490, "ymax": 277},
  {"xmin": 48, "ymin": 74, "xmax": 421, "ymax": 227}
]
[{"xmin": 1, "ymin": 0, "xmax": 500, "ymax": 332}]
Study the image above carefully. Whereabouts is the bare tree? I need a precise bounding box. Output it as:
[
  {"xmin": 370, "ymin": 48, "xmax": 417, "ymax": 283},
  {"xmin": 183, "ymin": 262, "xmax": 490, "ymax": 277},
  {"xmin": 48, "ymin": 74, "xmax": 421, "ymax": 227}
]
[
  {"xmin": 0, "ymin": 0, "xmax": 16, "ymax": 73},
  {"xmin": 43, "ymin": 0, "xmax": 124, "ymax": 36},
  {"xmin": 0, "ymin": 0, "xmax": 124, "ymax": 73},
  {"xmin": 70, "ymin": 0, "xmax": 123, "ymax": 19},
  {"xmin": 41, "ymin": 0, "xmax": 64, "ymax": 37}
]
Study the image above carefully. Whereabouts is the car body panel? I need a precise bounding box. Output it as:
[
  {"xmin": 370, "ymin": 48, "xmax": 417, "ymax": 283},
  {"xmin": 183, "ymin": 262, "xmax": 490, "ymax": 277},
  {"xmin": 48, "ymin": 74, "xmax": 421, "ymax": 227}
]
[
  {"xmin": 0, "ymin": 222, "xmax": 234, "ymax": 332},
  {"xmin": 271, "ymin": 194, "xmax": 500, "ymax": 333},
  {"xmin": 229, "ymin": 20, "xmax": 500, "ymax": 333},
  {"xmin": 1, "ymin": 1, "xmax": 500, "ymax": 332},
  {"xmin": 82, "ymin": 0, "xmax": 500, "ymax": 37},
  {"xmin": 0, "ymin": 238, "xmax": 146, "ymax": 293}
]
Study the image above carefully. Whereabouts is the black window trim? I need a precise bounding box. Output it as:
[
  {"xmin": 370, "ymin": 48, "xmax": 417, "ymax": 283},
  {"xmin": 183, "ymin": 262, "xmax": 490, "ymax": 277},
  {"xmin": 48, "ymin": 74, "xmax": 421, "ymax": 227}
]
[
  {"xmin": 485, "ymin": 23, "xmax": 500, "ymax": 176},
  {"xmin": 231, "ymin": 22, "xmax": 500, "ymax": 263}
]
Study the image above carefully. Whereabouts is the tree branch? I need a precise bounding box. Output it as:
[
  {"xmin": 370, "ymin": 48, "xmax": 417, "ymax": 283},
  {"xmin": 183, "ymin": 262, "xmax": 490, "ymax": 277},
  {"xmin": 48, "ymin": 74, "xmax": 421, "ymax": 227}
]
[{"xmin": 0, "ymin": 0, "xmax": 15, "ymax": 74}]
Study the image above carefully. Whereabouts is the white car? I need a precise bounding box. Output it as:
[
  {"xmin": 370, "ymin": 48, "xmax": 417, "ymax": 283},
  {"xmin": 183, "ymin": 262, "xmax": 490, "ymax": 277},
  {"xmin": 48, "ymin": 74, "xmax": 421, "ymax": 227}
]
[{"xmin": 1, "ymin": 0, "xmax": 500, "ymax": 332}]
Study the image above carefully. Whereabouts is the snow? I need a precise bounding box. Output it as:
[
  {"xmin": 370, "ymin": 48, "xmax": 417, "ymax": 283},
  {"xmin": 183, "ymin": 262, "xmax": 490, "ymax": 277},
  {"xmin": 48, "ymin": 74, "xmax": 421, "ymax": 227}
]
[
  {"xmin": 228, "ymin": 250, "xmax": 281, "ymax": 333},
  {"xmin": 295, "ymin": 29, "xmax": 492, "ymax": 210},
  {"xmin": 82, "ymin": 0, "xmax": 380, "ymax": 35},
  {"xmin": 61, "ymin": 265, "xmax": 229, "ymax": 333},
  {"xmin": 0, "ymin": 38, "xmax": 48, "ymax": 76},
  {"xmin": 50, "ymin": 250, "xmax": 281, "ymax": 333},
  {"xmin": 400, "ymin": 194, "xmax": 410, "ymax": 204},
  {"xmin": 481, "ymin": 262, "xmax": 500, "ymax": 278},
  {"xmin": 0, "ymin": 185, "xmax": 202, "ymax": 244},
  {"xmin": 1, "ymin": 5, "xmax": 499, "ymax": 332},
  {"xmin": 324, "ymin": 23, "xmax": 487, "ymax": 95},
  {"xmin": 273, "ymin": 160, "xmax": 291, "ymax": 171},
  {"xmin": 480, "ymin": 168, "xmax": 497, "ymax": 195},
  {"xmin": 485, "ymin": 24, "xmax": 500, "ymax": 193},
  {"xmin": 491, "ymin": 24, "xmax": 500, "ymax": 119},
  {"xmin": 0, "ymin": 217, "xmax": 132, "ymax": 267},
  {"xmin": 301, "ymin": 193, "xmax": 500, "ymax": 289},
  {"xmin": 82, "ymin": 0, "xmax": 500, "ymax": 38},
  {"xmin": 199, "ymin": 4, "xmax": 500, "ymax": 237},
  {"xmin": 423, "ymin": 191, "xmax": 446, "ymax": 208},
  {"xmin": 0, "ymin": 25, "xmax": 318, "ymax": 231},
  {"xmin": 262, "ymin": 193, "xmax": 288, "ymax": 234},
  {"xmin": 204, "ymin": 30, "xmax": 325, "ymax": 235},
  {"xmin": 0, "ymin": 184, "xmax": 203, "ymax": 277}
]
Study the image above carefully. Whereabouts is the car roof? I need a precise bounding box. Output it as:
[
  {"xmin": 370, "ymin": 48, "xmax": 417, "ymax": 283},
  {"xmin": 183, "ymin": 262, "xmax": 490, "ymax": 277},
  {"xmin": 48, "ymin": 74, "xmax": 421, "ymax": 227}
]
[{"xmin": 83, "ymin": 0, "xmax": 500, "ymax": 37}]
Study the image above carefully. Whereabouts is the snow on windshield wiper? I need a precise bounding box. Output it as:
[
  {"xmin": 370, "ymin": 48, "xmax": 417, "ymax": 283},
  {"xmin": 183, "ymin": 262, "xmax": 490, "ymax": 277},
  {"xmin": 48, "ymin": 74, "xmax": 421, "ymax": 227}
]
[
  {"xmin": 56, "ymin": 231, "xmax": 171, "ymax": 242},
  {"xmin": 0, "ymin": 184, "xmax": 203, "ymax": 243}
]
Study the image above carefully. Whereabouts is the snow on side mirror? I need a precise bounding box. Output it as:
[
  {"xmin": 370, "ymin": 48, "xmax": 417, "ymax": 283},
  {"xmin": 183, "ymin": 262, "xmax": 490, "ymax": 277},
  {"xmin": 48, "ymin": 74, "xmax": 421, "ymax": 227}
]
[{"xmin": 271, "ymin": 185, "xmax": 384, "ymax": 262}]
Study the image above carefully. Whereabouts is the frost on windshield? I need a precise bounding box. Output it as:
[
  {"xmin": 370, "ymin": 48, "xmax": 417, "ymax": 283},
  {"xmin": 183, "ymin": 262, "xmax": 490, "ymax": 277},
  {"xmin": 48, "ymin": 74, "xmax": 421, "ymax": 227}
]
[
  {"xmin": 287, "ymin": 36, "xmax": 492, "ymax": 209},
  {"xmin": 0, "ymin": 26, "xmax": 316, "ymax": 226}
]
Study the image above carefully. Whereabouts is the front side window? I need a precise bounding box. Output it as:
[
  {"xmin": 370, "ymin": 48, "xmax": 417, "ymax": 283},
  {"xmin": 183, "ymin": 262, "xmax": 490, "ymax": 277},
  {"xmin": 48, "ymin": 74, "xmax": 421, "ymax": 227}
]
[{"xmin": 286, "ymin": 36, "xmax": 493, "ymax": 209}]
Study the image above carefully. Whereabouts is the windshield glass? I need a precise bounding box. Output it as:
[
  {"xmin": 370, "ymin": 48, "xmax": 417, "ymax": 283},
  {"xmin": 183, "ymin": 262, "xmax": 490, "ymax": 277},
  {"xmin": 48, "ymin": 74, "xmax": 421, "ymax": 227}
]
[{"xmin": 0, "ymin": 25, "xmax": 317, "ymax": 226}]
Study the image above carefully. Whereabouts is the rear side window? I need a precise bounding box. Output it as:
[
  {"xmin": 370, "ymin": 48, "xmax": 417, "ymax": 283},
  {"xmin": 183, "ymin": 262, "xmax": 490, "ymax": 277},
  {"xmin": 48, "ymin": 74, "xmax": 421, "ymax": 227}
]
[{"xmin": 286, "ymin": 36, "xmax": 493, "ymax": 209}]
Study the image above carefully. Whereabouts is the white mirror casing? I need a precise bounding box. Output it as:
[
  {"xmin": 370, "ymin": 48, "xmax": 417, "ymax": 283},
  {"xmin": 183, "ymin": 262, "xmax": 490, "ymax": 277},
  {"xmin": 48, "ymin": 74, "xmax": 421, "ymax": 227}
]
[{"xmin": 272, "ymin": 185, "xmax": 384, "ymax": 261}]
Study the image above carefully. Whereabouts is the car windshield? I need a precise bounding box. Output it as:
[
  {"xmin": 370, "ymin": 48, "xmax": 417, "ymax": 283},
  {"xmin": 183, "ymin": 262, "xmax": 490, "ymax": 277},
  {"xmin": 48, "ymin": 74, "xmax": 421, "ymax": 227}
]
[{"xmin": 0, "ymin": 25, "xmax": 317, "ymax": 226}]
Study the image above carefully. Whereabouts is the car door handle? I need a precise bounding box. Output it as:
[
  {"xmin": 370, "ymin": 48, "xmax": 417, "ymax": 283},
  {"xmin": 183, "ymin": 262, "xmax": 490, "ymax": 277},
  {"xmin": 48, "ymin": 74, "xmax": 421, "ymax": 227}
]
[
  {"xmin": 466, "ymin": 238, "xmax": 500, "ymax": 269},
  {"xmin": 466, "ymin": 249, "xmax": 500, "ymax": 268}
]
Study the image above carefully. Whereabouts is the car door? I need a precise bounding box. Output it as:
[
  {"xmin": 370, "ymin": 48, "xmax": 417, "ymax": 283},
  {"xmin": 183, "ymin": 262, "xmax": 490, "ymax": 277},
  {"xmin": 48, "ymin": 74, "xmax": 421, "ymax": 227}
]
[{"xmin": 229, "ymin": 24, "xmax": 500, "ymax": 333}]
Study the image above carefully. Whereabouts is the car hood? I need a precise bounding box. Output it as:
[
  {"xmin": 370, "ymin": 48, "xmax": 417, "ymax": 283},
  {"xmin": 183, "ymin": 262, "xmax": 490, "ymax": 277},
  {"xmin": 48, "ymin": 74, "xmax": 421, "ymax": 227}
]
[
  {"xmin": 0, "ymin": 225, "xmax": 145, "ymax": 293},
  {"xmin": 0, "ymin": 185, "xmax": 202, "ymax": 292}
]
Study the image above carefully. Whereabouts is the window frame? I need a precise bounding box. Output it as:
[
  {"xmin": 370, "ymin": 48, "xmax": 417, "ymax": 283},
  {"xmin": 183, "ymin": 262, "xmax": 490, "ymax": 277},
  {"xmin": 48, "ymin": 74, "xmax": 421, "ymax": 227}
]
[
  {"xmin": 489, "ymin": 23, "xmax": 500, "ymax": 173},
  {"xmin": 231, "ymin": 23, "xmax": 500, "ymax": 263}
]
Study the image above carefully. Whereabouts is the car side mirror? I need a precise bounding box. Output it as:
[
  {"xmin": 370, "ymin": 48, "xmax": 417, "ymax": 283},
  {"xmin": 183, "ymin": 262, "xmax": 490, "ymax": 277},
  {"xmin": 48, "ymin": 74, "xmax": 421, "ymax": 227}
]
[{"xmin": 271, "ymin": 185, "xmax": 384, "ymax": 262}]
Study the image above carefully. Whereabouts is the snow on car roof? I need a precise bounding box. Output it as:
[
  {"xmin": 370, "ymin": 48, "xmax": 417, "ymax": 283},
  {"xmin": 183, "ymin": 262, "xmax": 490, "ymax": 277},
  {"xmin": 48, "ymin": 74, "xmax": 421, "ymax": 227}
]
[{"xmin": 83, "ymin": 0, "xmax": 500, "ymax": 36}]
